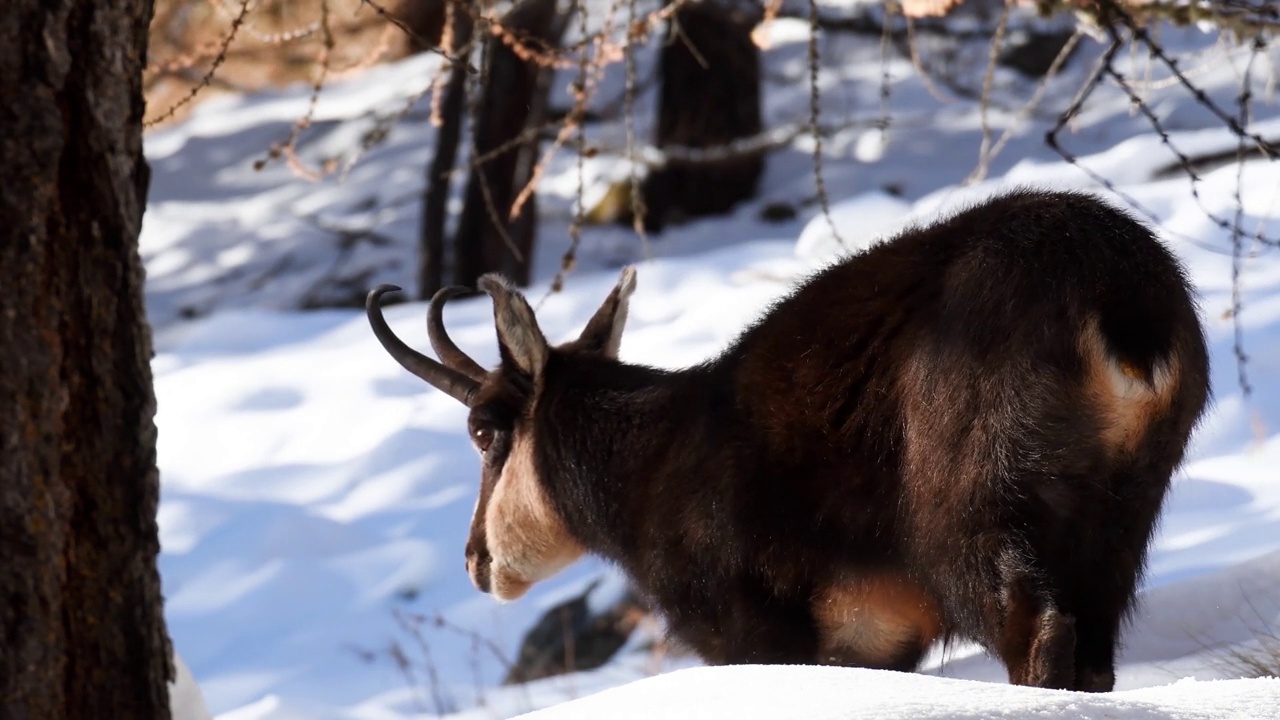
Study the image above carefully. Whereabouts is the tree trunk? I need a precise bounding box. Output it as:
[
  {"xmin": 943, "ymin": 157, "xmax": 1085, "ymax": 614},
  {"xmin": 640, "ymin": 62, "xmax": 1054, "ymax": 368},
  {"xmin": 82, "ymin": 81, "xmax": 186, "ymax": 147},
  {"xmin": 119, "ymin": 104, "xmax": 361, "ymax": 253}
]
[
  {"xmin": 638, "ymin": 0, "xmax": 764, "ymax": 233},
  {"xmin": 417, "ymin": 8, "xmax": 475, "ymax": 299},
  {"xmin": 0, "ymin": 1, "xmax": 173, "ymax": 718},
  {"xmin": 452, "ymin": 0, "xmax": 567, "ymax": 289}
]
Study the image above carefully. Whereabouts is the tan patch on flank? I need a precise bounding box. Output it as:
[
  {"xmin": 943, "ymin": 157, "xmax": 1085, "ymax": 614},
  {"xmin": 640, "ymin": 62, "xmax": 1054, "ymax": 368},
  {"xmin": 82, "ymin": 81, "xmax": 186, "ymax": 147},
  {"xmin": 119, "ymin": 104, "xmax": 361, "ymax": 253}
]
[
  {"xmin": 813, "ymin": 573, "xmax": 943, "ymax": 666},
  {"xmin": 484, "ymin": 431, "xmax": 583, "ymax": 601},
  {"xmin": 1079, "ymin": 318, "xmax": 1180, "ymax": 456}
]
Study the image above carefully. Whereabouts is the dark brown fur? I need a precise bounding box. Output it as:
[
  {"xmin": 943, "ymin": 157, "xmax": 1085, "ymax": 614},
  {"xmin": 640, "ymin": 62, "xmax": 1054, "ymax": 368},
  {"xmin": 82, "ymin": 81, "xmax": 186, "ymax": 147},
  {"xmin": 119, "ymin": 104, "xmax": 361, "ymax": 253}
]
[{"xmin": 369, "ymin": 189, "xmax": 1211, "ymax": 691}]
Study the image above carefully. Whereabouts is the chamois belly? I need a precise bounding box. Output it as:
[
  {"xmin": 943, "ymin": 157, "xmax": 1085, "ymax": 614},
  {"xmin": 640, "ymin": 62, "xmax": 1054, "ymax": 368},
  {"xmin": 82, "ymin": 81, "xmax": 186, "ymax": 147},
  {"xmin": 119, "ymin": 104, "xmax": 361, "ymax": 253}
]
[{"xmin": 813, "ymin": 572, "xmax": 944, "ymax": 670}]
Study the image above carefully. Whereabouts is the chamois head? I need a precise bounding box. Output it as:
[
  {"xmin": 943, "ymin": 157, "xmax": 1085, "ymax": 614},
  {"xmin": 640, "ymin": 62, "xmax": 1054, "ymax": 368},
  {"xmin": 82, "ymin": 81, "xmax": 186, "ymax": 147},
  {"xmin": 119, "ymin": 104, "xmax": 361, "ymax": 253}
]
[{"xmin": 366, "ymin": 268, "xmax": 637, "ymax": 600}]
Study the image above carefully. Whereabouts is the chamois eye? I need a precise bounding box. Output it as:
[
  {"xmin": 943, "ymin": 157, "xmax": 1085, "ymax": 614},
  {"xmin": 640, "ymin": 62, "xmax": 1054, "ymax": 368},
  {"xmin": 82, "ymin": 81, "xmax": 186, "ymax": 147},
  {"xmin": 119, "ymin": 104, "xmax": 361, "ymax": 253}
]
[{"xmin": 472, "ymin": 426, "xmax": 495, "ymax": 453}]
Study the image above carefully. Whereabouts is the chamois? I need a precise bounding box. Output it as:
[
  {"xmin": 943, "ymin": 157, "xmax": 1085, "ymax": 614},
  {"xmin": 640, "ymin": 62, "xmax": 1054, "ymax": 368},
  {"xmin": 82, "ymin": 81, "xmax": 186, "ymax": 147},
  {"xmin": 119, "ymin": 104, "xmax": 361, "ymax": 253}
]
[{"xmin": 366, "ymin": 189, "xmax": 1210, "ymax": 692}]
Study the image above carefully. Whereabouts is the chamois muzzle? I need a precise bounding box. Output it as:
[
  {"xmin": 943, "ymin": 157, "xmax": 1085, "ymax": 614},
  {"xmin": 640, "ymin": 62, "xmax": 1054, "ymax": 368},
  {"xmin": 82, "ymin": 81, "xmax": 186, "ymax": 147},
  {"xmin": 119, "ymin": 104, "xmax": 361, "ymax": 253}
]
[
  {"xmin": 366, "ymin": 284, "xmax": 481, "ymax": 406},
  {"xmin": 465, "ymin": 538, "xmax": 492, "ymax": 593}
]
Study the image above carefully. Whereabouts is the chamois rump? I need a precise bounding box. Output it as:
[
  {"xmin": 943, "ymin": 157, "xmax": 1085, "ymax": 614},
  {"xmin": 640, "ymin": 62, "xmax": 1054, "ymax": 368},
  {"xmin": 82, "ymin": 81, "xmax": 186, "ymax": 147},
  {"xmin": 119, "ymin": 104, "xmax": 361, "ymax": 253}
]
[{"xmin": 366, "ymin": 189, "xmax": 1209, "ymax": 692}]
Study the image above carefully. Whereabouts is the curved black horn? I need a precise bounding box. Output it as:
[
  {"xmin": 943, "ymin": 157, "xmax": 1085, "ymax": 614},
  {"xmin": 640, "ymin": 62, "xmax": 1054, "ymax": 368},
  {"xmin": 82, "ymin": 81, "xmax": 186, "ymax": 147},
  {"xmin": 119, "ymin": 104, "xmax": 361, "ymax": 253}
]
[
  {"xmin": 366, "ymin": 285, "xmax": 479, "ymax": 406},
  {"xmin": 429, "ymin": 286, "xmax": 487, "ymax": 381}
]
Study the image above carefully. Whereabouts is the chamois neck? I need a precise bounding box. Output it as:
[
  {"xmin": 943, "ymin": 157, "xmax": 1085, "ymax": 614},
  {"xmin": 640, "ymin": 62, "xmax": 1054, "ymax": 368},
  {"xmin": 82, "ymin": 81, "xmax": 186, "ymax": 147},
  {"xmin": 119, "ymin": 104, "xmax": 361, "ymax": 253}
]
[{"xmin": 534, "ymin": 352, "xmax": 734, "ymax": 559}]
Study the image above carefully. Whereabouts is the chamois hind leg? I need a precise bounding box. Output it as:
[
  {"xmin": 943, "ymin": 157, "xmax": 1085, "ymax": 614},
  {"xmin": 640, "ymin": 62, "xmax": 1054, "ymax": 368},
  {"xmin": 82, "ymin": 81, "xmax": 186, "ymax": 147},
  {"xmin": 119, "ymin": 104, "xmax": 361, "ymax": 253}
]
[
  {"xmin": 1066, "ymin": 514, "xmax": 1136, "ymax": 693},
  {"xmin": 1071, "ymin": 607, "xmax": 1120, "ymax": 692},
  {"xmin": 1018, "ymin": 605, "xmax": 1077, "ymax": 689},
  {"xmin": 1070, "ymin": 464, "xmax": 1174, "ymax": 692},
  {"xmin": 990, "ymin": 553, "xmax": 1078, "ymax": 690}
]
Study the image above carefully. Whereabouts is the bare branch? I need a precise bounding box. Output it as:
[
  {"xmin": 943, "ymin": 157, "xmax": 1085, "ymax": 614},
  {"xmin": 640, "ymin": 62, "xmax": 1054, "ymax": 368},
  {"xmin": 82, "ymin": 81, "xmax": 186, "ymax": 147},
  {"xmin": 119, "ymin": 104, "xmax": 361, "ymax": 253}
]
[
  {"xmin": 144, "ymin": 0, "xmax": 252, "ymax": 127},
  {"xmin": 966, "ymin": 1, "xmax": 1011, "ymax": 184},
  {"xmin": 808, "ymin": 0, "xmax": 844, "ymax": 249}
]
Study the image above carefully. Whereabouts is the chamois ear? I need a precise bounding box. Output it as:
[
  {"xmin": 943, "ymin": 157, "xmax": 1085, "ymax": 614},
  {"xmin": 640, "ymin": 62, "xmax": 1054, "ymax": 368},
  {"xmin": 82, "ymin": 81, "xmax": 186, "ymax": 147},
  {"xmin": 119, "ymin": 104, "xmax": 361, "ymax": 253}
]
[
  {"xmin": 479, "ymin": 274, "xmax": 549, "ymax": 377},
  {"xmin": 576, "ymin": 267, "xmax": 637, "ymax": 359}
]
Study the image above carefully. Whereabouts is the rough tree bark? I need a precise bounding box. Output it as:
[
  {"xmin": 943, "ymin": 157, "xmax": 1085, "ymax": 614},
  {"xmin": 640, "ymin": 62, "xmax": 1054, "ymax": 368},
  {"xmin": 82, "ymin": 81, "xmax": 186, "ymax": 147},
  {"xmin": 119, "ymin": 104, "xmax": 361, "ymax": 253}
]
[
  {"xmin": 0, "ymin": 1, "xmax": 173, "ymax": 718},
  {"xmin": 637, "ymin": 0, "xmax": 764, "ymax": 233},
  {"xmin": 452, "ymin": 0, "xmax": 567, "ymax": 289}
]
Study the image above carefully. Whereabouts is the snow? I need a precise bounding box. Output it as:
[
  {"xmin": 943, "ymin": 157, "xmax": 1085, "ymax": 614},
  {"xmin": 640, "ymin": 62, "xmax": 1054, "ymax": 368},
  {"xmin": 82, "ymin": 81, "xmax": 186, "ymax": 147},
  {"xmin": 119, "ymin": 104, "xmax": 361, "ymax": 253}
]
[
  {"xmin": 145, "ymin": 14, "xmax": 1280, "ymax": 720},
  {"xmin": 172, "ymin": 650, "xmax": 215, "ymax": 720},
  {"xmin": 519, "ymin": 667, "xmax": 1280, "ymax": 720},
  {"xmin": 793, "ymin": 190, "xmax": 912, "ymax": 263}
]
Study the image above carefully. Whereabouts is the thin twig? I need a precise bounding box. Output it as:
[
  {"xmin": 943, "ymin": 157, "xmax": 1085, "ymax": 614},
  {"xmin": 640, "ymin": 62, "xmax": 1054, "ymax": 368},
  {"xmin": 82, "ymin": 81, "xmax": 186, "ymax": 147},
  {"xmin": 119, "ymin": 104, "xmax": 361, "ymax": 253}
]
[
  {"xmin": 145, "ymin": 0, "xmax": 253, "ymax": 126},
  {"xmin": 982, "ymin": 30, "xmax": 1083, "ymax": 171},
  {"xmin": 1110, "ymin": 2, "xmax": 1277, "ymax": 157},
  {"xmin": 548, "ymin": 0, "xmax": 594, "ymax": 298},
  {"xmin": 509, "ymin": 0, "xmax": 626, "ymax": 223},
  {"xmin": 877, "ymin": 3, "xmax": 894, "ymax": 134},
  {"xmin": 1044, "ymin": 35, "xmax": 1278, "ymax": 256},
  {"xmin": 393, "ymin": 609, "xmax": 455, "ymax": 715},
  {"xmin": 208, "ymin": 0, "xmax": 323, "ymax": 44},
  {"xmin": 965, "ymin": 1, "xmax": 1011, "ymax": 184},
  {"xmin": 626, "ymin": 0, "xmax": 651, "ymax": 258},
  {"xmin": 360, "ymin": 0, "xmax": 477, "ymax": 68},
  {"xmin": 277, "ymin": 0, "xmax": 336, "ymax": 180},
  {"xmin": 808, "ymin": 0, "xmax": 844, "ymax": 248},
  {"xmin": 904, "ymin": 15, "xmax": 952, "ymax": 103},
  {"xmin": 1103, "ymin": 39, "xmax": 1280, "ymax": 249},
  {"xmin": 1228, "ymin": 36, "xmax": 1265, "ymax": 398}
]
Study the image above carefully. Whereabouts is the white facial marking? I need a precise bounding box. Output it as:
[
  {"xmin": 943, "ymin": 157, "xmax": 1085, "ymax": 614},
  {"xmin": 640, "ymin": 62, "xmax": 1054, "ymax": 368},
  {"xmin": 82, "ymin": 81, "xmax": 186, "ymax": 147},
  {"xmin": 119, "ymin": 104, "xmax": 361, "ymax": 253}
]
[{"xmin": 483, "ymin": 431, "xmax": 582, "ymax": 601}]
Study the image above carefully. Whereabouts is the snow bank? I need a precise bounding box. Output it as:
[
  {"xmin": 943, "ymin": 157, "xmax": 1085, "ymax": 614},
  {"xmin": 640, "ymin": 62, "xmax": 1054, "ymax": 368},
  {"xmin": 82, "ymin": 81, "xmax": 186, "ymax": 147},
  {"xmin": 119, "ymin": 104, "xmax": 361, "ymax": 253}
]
[
  {"xmin": 172, "ymin": 650, "xmax": 214, "ymax": 720},
  {"xmin": 793, "ymin": 191, "xmax": 912, "ymax": 263},
  {"xmin": 517, "ymin": 665, "xmax": 1280, "ymax": 720}
]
